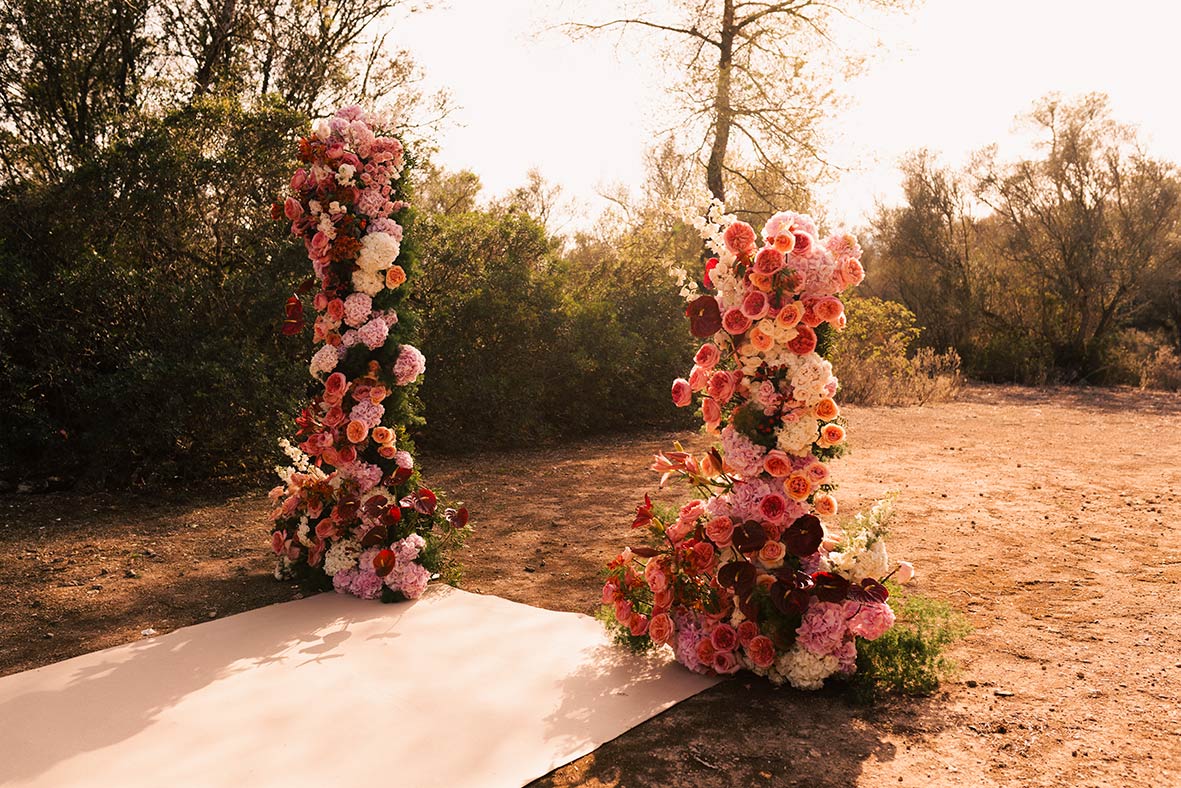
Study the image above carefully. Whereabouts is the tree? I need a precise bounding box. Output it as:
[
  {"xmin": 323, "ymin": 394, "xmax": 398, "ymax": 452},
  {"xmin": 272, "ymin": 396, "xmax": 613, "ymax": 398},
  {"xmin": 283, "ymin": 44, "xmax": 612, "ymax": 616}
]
[
  {"xmin": 974, "ymin": 93, "xmax": 1181, "ymax": 380},
  {"xmin": 568, "ymin": 0, "xmax": 909, "ymax": 208}
]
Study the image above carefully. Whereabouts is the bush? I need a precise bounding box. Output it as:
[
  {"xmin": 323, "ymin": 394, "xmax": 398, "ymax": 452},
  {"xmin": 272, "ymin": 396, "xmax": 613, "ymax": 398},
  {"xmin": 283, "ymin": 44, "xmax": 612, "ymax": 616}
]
[
  {"xmin": 1109, "ymin": 329, "xmax": 1181, "ymax": 390},
  {"xmin": 830, "ymin": 296, "xmax": 962, "ymax": 405}
]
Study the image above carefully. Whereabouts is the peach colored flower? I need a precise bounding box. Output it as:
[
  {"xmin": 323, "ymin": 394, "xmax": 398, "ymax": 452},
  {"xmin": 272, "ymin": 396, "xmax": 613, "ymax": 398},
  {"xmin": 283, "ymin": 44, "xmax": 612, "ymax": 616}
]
[
  {"xmin": 776, "ymin": 301, "xmax": 805, "ymax": 328},
  {"xmin": 756, "ymin": 572, "xmax": 777, "ymax": 591},
  {"xmin": 814, "ymin": 398, "xmax": 839, "ymax": 420},
  {"xmin": 371, "ymin": 426, "xmax": 393, "ymax": 444},
  {"xmin": 723, "ymin": 221, "xmax": 758, "ymax": 256},
  {"xmin": 815, "ymin": 296, "xmax": 844, "ymax": 324},
  {"xmin": 769, "ymin": 232, "xmax": 796, "ymax": 254},
  {"xmin": 813, "ymin": 493, "xmax": 838, "ymax": 517},
  {"xmin": 671, "ymin": 378, "xmax": 692, "ymax": 407},
  {"xmin": 786, "ymin": 472, "xmax": 812, "ymax": 502},
  {"xmin": 722, "ymin": 308, "xmax": 753, "ymax": 335},
  {"xmin": 706, "ymin": 371, "xmax": 735, "ymax": 403},
  {"xmin": 385, "ymin": 265, "xmax": 407, "ymax": 288},
  {"xmin": 749, "ymin": 272, "xmax": 774, "ymax": 291},
  {"xmin": 804, "ymin": 461, "xmax": 830, "ymax": 486},
  {"xmin": 629, "ymin": 613, "xmax": 650, "ymax": 637},
  {"xmin": 819, "ymin": 423, "xmax": 846, "ymax": 447},
  {"xmin": 762, "ymin": 449, "xmax": 793, "ymax": 477},
  {"xmin": 749, "ymin": 325, "xmax": 774, "ymax": 352},
  {"xmin": 378, "ymin": 444, "xmax": 397, "ymax": 459},
  {"xmin": 758, "ymin": 540, "xmax": 787, "ymax": 568},
  {"xmin": 688, "ymin": 364, "xmax": 709, "ymax": 392},
  {"xmin": 841, "ymin": 257, "xmax": 865, "ymax": 288},
  {"xmin": 748, "ymin": 635, "xmax": 777, "ymax": 668},
  {"xmin": 648, "ymin": 613, "xmax": 674, "ymax": 646},
  {"xmin": 346, "ymin": 420, "xmax": 368, "ymax": 443},
  {"xmin": 694, "ymin": 343, "xmax": 721, "ymax": 369},
  {"xmin": 704, "ymin": 516, "xmax": 735, "ymax": 548}
]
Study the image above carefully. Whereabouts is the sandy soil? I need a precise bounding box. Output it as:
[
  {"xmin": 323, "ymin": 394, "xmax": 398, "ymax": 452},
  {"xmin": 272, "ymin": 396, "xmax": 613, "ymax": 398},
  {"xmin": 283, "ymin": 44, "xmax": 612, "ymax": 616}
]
[{"xmin": 2, "ymin": 383, "xmax": 1180, "ymax": 787}]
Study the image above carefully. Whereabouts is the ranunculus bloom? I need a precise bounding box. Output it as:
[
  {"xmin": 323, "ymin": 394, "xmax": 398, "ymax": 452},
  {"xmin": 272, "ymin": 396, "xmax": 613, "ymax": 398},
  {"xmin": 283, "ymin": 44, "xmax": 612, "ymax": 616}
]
[
  {"xmin": 814, "ymin": 397, "xmax": 839, "ymax": 420},
  {"xmin": 786, "ymin": 471, "xmax": 812, "ymax": 501},
  {"xmin": 706, "ymin": 371, "xmax": 735, "ymax": 403},
  {"xmin": 763, "ymin": 449, "xmax": 793, "ymax": 477},
  {"xmin": 787, "ymin": 325, "xmax": 818, "ymax": 355},
  {"xmin": 648, "ymin": 612, "xmax": 674, "ymax": 646},
  {"xmin": 722, "ymin": 308, "xmax": 752, "ymax": 335},
  {"xmin": 701, "ymin": 396, "xmax": 722, "ymax": 427},
  {"xmin": 704, "ymin": 516, "xmax": 734, "ymax": 548},
  {"xmin": 671, "ymin": 378, "xmax": 693, "ymax": 407},
  {"xmin": 723, "ymin": 221, "xmax": 758, "ymax": 256},
  {"xmin": 815, "ymin": 296, "xmax": 844, "ymax": 324},
  {"xmin": 694, "ymin": 343, "xmax": 722, "ymax": 369},
  {"xmin": 748, "ymin": 635, "xmax": 777, "ymax": 668},
  {"xmin": 710, "ymin": 624, "xmax": 738, "ymax": 652},
  {"xmin": 813, "ymin": 493, "xmax": 838, "ymax": 517},
  {"xmin": 753, "ymin": 247, "xmax": 786, "ymax": 276},
  {"xmin": 741, "ymin": 290, "xmax": 770, "ymax": 320}
]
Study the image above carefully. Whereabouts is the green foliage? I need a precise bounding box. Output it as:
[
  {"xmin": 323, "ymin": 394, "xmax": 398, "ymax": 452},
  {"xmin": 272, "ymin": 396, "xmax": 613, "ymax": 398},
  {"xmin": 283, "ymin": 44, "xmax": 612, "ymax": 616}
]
[
  {"xmin": 850, "ymin": 585, "xmax": 971, "ymax": 703},
  {"xmin": 830, "ymin": 296, "xmax": 962, "ymax": 405}
]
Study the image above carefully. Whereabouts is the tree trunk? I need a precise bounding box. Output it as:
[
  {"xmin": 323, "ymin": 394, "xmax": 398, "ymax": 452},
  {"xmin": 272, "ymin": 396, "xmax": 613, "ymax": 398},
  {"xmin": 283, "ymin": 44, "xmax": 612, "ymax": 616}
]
[{"xmin": 705, "ymin": 0, "xmax": 735, "ymax": 203}]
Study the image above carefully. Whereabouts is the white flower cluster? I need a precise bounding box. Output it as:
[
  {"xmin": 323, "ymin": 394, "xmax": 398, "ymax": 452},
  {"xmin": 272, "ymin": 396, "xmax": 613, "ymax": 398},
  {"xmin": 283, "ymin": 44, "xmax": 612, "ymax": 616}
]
[
  {"xmin": 769, "ymin": 644, "xmax": 841, "ymax": 690},
  {"xmin": 823, "ymin": 497, "xmax": 896, "ymax": 582},
  {"xmin": 357, "ymin": 232, "xmax": 400, "ymax": 272},
  {"xmin": 791, "ymin": 355, "xmax": 834, "ymax": 406},
  {"xmin": 309, "ymin": 343, "xmax": 340, "ymax": 377},
  {"xmin": 777, "ymin": 415, "xmax": 820, "ymax": 455},
  {"xmin": 323, "ymin": 538, "xmax": 361, "ymax": 576}
]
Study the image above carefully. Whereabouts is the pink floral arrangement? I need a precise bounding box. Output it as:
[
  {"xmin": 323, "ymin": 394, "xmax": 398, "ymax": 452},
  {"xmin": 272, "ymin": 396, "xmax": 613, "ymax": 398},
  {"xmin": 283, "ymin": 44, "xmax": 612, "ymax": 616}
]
[
  {"xmin": 267, "ymin": 106, "xmax": 470, "ymax": 602},
  {"xmin": 602, "ymin": 202, "xmax": 914, "ymax": 688}
]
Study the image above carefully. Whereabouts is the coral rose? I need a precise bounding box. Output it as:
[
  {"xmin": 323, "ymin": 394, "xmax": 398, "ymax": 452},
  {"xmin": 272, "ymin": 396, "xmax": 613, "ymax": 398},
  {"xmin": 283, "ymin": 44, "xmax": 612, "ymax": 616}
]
[
  {"xmin": 814, "ymin": 296, "xmax": 844, "ymax": 324},
  {"xmin": 710, "ymin": 623, "xmax": 738, "ymax": 652},
  {"xmin": 741, "ymin": 290, "xmax": 770, "ymax": 320},
  {"xmin": 748, "ymin": 635, "xmax": 777, "ymax": 669},
  {"xmin": 704, "ymin": 516, "xmax": 735, "ymax": 548},
  {"xmin": 723, "ymin": 221, "xmax": 758, "ymax": 256},
  {"xmin": 324, "ymin": 372, "xmax": 348, "ymax": 399},
  {"xmin": 819, "ymin": 423, "xmax": 846, "ymax": 447},
  {"xmin": 787, "ymin": 325, "xmax": 818, "ymax": 355},
  {"xmin": 694, "ymin": 343, "xmax": 722, "ymax": 369},
  {"xmin": 776, "ymin": 301, "xmax": 805, "ymax": 328},
  {"xmin": 688, "ymin": 364, "xmax": 710, "ymax": 392},
  {"xmin": 648, "ymin": 613, "xmax": 675, "ymax": 646},
  {"xmin": 737, "ymin": 620, "xmax": 760, "ymax": 647},
  {"xmin": 841, "ymin": 257, "xmax": 865, "ymax": 288},
  {"xmin": 706, "ymin": 371, "xmax": 735, "ymax": 403},
  {"xmin": 763, "ymin": 449, "xmax": 793, "ymax": 477},
  {"xmin": 792, "ymin": 231, "xmax": 814, "ymax": 256},
  {"xmin": 371, "ymin": 426, "xmax": 393, "ymax": 445},
  {"xmin": 748, "ymin": 325, "xmax": 774, "ymax": 352},
  {"xmin": 758, "ymin": 540, "xmax": 787, "ymax": 568},
  {"xmin": 696, "ymin": 638, "xmax": 718, "ymax": 665},
  {"xmin": 753, "ymin": 247, "xmax": 786, "ymax": 276},
  {"xmin": 759, "ymin": 492, "xmax": 788, "ymax": 523},
  {"xmin": 671, "ymin": 378, "xmax": 692, "ymax": 407},
  {"xmin": 713, "ymin": 650, "xmax": 741, "ymax": 674},
  {"xmin": 701, "ymin": 396, "xmax": 722, "ymax": 427},
  {"xmin": 722, "ymin": 308, "xmax": 753, "ymax": 335},
  {"xmin": 378, "ymin": 444, "xmax": 397, "ymax": 459},
  {"xmin": 601, "ymin": 581, "xmax": 619, "ymax": 604},
  {"xmin": 385, "ymin": 265, "xmax": 407, "ymax": 289},
  {"xmin": 629, "ymin": 613, "xmax": 650, "ymax": 637},
  {"xmin": 813, "ymin": 493, "xmax": 838, "ymax": 517},
  {"xmin": 327, "ymin": 299, "xmax": 345, "ymax": 322}
]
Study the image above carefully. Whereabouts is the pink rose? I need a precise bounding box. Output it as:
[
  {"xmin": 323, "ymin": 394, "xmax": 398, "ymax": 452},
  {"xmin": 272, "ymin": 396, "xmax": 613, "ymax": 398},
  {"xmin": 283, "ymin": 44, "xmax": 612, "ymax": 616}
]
[
  {"xmin": 723, "ymin": 221, "xmax": 758, "ymax": 256},
  {"xmin": 759, "ymin": 493, "xmax": 787, "ymax": 523},
  {"xmin": 706, "ymin": 371, "xmax": 735, "ymax": 403},
  {"xmin": 713, "ymin": 650, "xmax": 741, "ymax": 675},
  {"xmin": 291, "ymin": 168, "xmax": 307, "ymax": 190},
  {"xmin": 747, "ymin": 635, "xmax": 776, "ymax": 669},
  {"xmin": 688, "ymin": 364, "xmax": 709, "ymax": 392},
  {"xmin": 324, "ymin": 372, "xmax": 348, "ymax": 399},
  {"xmin": 601, "ymin": 581, "xmax": 619, "ymax": 604},
  {"xmin": 737, "ymin": 620, "xmax": 759, "ymax": 647},
  {"xmin": 671, "ymin": 378, "xmax": 692, "ymax": 407},
  {"xmin": 704, "ymin": 516, "xmax": 734, "ymax": 548},
  {"xmin": 896, "ymin": 561, "xmax": 916, "ymax": 584},
  {"xmin": 648, "ymin": 613, "xmax": 674, "ymax": 646},
  {"xmin": 710, "ymin": 623, "xmax": 738, "ymax": 652},
  {"xmin": 753, "ymin": 247, "xmax": 786, "ymax": 276},
  {"xmin": 758, "ymin": 540, "xmax": 787, "ymax": 568},
  {"xmin": 792, "ymin": 231, "xmax": 814, "ymax": 256},
  {"xmin": 284, "ymin": 196, "xmax": 303, "ymax": 221},
  {"xmin": 694, "ymin": 343, "xmax": 722, "ymax": 369},
  {"xmin": 644, "ymin": 561, "xmax": 670, "ymax": 593},
  {"xmin": 740, "ymin": 290, "xmax": 770, "ymax": 320},
  {"xmin": 722, "ymin": 308, "xmax": 753, "ymax": 335},
  {"xmin": 805, "ymin": 461, "xmax": 830, "ymax": 486},
  {"xmin": 762, "ymin": 450, "xmax": 793, "ymax": 477},
  {"xmin": 653, "ymin": 588, "xmax": 673, "ymax": 612},
  {"xmin": 614, "ymin": 599, "xmax": 633, "ymax": 626},
  {"xmin": 629, "ymin": 613, "xmax": 650, "ymax": 637},
  {"xmin": 841, "ymin": 257, "xmax": 865, "ymax": 288}
]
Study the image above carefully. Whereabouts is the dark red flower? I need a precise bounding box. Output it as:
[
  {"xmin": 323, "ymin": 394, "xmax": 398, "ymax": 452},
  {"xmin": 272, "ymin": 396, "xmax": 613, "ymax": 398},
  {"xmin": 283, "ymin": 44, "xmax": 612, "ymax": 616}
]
[
  {"xmin": 281, "ymin": 295, "xmax": 305, "ymax": 336},
  {"xmin": 445, "ymin": 507, "xmax": 470, "ymax": 529},
  {"xmin": 687, "ymin": 295, "xmax": 723, "ymax": 338},
  {"xmin": 632, "ymin": 494, "xmax": 655, "ymax": 529},
  {"xmin": 704, "ymin": 257, "xmax": 719, "ymax": 288},
  {"xmin": 373, "ymin": 549, "xmax": 397, "ymax": 578}
]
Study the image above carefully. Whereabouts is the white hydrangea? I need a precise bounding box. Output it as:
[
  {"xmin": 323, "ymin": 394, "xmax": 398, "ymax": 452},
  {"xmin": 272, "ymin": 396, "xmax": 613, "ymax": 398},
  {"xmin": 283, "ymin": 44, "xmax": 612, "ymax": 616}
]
[
  {"xmin": 776, "ymin": 415, "xmax": 819, "ymax": 455},
  {"xmin": 791, "ymin": 355, "xmax": 834, "ymax": 406},
  {"xmin": 772, "ymin": 644, "xmax": 840, "ymax": 690},
  {"xmin": 313, "ymin": 119, "xmax": 331, "ymax": 140},
  {"xmin": 323, "ymin": 539, "xmax": 361, "ymax": 576},
  {"xmin": 356, "ymin": 231, "xmax": 400, "ymax": 272},
  {"xmin": 352, "ymin": 268, "xmax": 384, "ymax": 296},
  {"xmin": 309, "ymin": 344, "xmax": 340, "ymax": 377},
  {"xmin": 336, "ymin": 163, "xmax": 356, "ymax": 186},
  {"xmin": 823, "ymin": 497, "xmax": 895, "ymax": 582}
]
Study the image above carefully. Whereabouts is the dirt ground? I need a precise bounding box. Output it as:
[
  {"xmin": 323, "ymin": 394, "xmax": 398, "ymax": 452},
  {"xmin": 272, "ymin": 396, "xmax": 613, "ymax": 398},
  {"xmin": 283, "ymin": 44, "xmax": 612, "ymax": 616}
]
[{"xmin": 2, "ymin": 383, "xmax": 1180, "ymax": 787}]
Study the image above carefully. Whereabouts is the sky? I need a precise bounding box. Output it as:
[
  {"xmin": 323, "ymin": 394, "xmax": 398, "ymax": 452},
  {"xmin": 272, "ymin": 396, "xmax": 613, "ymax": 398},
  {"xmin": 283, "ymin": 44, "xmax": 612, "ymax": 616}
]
[{"xmin": 392, "ymin": 0, "xmax": 1181, "ymax": 230}]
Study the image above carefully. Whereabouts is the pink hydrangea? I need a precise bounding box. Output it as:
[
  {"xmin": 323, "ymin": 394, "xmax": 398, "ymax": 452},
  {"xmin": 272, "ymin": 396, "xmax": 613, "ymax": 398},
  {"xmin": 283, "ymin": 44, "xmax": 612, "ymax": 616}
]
[
  {"xmin": 351, "ymin": 570, "xmax": 384, "ymax": 599},
  {"xmin": 394, "ymin": 450, "xmax": 413, "ymax": 470},
  {"xmin": 332, "ymin": 568, "xmax": 357, "ymax": 594},
  {"xmin": 348, "ymin": 399, "xmax": 384, "ymax": 430},
  {"xmin": 393, "ymin": 344, "xmax": 426, "ymax": 386},
  {"xmin": 796, "ymin": 601, "xmax": 849, "ymax": 657},
  {"xmin": 357, "ymin": 318, "xmax": 389, "ymax": 350},
  {"xmin": 388, "ymin": 561, "xmax": 430, "ymax": 599},
  {"xmin": 343, "ymin": 293, "xmax": 372, "ymax": 327},
  {"xmin": 720, "ymin": 426, "xmax": 767, "ymax": 479},
  {"xmin": 673, "ymin": 610, "xmax": 709, "ymax": 674},
  {"xmin": 395, "ymin": 533, "xmax": 426, "ymax": 563},
  {"xmin": 368, "ymin": 218, "xmax": 403, "ymax": 239},
  {"xmin": 845, "ymin": 601, "xmax": 896, "ymax": 641},
  {"xmin": 835, "ymin": 637, "xmax": 858, "ymax": 674}
]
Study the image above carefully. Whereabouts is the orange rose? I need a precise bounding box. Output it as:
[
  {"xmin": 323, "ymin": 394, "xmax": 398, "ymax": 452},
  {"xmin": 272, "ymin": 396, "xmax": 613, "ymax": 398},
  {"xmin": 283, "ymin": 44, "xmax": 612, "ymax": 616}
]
[
  {"xmin": 786, "ymin": 471, "xmax": 812, "ymax": 502},
  {"xmin": 749, "ymin": 272, "xmax": 774, "ymax": 291},
  {"xmin": 813, "ymin": 493, "xmax": 838, "ymax": 517},
  {"xmin": 771, "ymin": 232, "xmax": 795, "ymax": 254},
  {"xmin": 749, "ymin": 325, "xmax": 774, "ymax": 351},
  {"xmin": 385, "ymin": 265, "xmax": 407, "ymax": 288},
  {"xmin": 346, "ymin": 419, "xmax": 368, "ymax": 444},
  {"xmin": 776, "ymin": 301, "xmax": 804, "ymax": 328},
  {"xmin": 378, "ymin": 444, "xmax": 398, "ymax": 459},
  {"xmin": 819, "ymin": 423, "xmax": 845, "ymax": 447},
  {"xmin": 369, "ymin": 385, "xmax": 389, "ymax": 403},
  {"xmin": 814, "ymin": 398, "xmax": 839, "ymax": 420},
  {"xmin": 762, "ymin": 449, "xmax": 793, "ymax": 477},
  {"xmin": 371, "ymin": 426, "xmax": 394, "ymax": 444}
]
